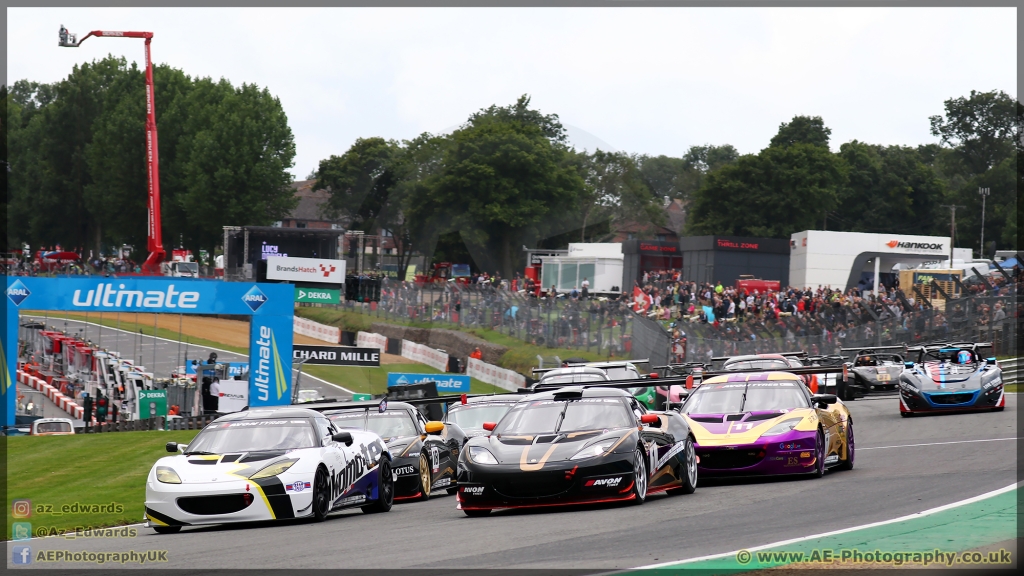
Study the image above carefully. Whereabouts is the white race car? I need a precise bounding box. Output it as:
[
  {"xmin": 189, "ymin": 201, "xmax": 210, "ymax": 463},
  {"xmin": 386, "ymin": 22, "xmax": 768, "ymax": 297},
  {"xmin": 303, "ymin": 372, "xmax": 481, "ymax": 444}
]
[{"xmin": 144, "ymin": 407, "xmax": 394, "ymax": 533}]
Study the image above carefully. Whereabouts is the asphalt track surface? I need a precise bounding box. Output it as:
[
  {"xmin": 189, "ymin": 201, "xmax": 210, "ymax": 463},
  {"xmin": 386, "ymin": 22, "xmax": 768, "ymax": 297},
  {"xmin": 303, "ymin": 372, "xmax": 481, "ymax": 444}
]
[
  {"xmin": 8, "ymin": 393, "xmax": 1017, "ymax": 570},
  {"xmin": 20, "ymin": 315, "xmax": 351, "ymax": 402}
]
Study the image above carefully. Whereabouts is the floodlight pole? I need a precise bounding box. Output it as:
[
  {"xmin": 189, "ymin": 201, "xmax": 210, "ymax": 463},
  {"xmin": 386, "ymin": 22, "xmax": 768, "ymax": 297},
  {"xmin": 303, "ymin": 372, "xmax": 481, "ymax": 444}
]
[
  {"xmin": 978, "ymin": 187, "xmax": 990, "ymax": 259},
  {"xmin": 939, "ymin": 204, "xmax": 965, "ymax": 266},
  {"xmin": 59, "ymin": 25, "xmax": 166, "ymax": 274}
]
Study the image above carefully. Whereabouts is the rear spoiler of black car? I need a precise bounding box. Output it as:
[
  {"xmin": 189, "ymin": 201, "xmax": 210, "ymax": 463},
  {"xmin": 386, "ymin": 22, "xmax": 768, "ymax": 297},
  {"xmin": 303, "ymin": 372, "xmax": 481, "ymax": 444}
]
[
  {"xmin": 695, "ymin": 364, "xmax": 849, "ymax": 383},
  {"xmin": 840, "ymin": 345, "xmax": 907, "ymax": 353},
  {"xmin": 710, "ymin": 351, "xmax": 807, "ymax": 363},
  {"xmin": 531, "ymin": 359, "xmax": 650, "ymax": 374},
  {"xmin": 526, "ymin": 375, "xmax": 693, "ymax": 394},
  {"xmin": 303, "ymin": 391, "xmax": 523, "ymax": 413}
]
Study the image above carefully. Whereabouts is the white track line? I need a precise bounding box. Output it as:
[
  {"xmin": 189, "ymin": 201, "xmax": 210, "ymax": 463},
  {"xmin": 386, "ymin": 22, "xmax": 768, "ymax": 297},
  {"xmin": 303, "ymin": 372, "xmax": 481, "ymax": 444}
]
[
  {"xmin": 23, "ymin": 315, "xmax": 357, "ymax": 395},
  {"xmin": 620, "ymin": 481, "xmax": 1021, "ymax": 572},
  {"xmin": 859, "ymin": 437, "xmax": 1020, "ymax": 451}
]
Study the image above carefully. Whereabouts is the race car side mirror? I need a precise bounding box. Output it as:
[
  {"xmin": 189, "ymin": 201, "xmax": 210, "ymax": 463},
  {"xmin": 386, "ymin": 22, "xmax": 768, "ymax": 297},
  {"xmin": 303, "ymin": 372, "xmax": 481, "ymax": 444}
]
[
  {"xmin": 424, "ymin": 421, "xmax": 444, "ymax": 434},
  {"xmin": 811, "ymin": 394, "xmax": 837, "ymax": 406},
  {"xmin": 332, "ymin": 431, "xmax": 354, "ymax": 446},
  {"xmin": 166, "ymin": 442, "xmax": 178, "ymax": 453},
  {"xmin": 482, "ymin": 422, "xmax": 497, "ymax": 431},
  {"xmin": 640, "ymin": 414, "xmax": 660, "ymax": 425},
  {"xmin": 985, "ymin": 357, "xmax": 997, "ymax": 365},
  {"xmin": 904, "ymin": 361, "xmax": 914, "ymax": 368}
]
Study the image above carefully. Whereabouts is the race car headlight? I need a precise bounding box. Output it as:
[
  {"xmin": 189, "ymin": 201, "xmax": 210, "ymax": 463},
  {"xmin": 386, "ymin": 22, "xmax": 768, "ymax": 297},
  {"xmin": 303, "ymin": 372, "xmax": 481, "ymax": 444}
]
[
  {"xmin": 156, "ymin": 466, "xmax": 182, "ymax": 484},
  {"xmin": 759, "ymin": 418, "xmax": 803, "ymax": 437},
  {"xmin": 468, "ymin": 446, "xmax": 498, "ymax": 465},
  {"xmin": 571, "ymin": 440, "xmax": 616, "ymax": 460},
  {"xmin": 249, "ymin": 459, "xmax": 298, "ymax": 479}
]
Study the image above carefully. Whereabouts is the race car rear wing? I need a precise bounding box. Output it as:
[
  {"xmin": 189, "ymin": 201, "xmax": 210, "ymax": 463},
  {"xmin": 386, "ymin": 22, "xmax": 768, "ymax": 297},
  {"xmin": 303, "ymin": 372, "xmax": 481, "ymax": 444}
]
[
  {"xmin": 531, "ymin": 358, "xmax": 651, "ymax": 374},
  {"xmin": 709, "ymin": 351, "xmax": 807, "ymax": 363},
  {"xmin": 906, "ymin": 342, "xmax": 993, "ymax": 353},
  {"xmin": 840, "ymin": 345, "xmax": 906, "ymax": 353},
  {"xmin": 696, "ymin": 365, "xmax": 848, "ymax": 380},
  {"xmin": 303, "ymin": 391, "xmax": 523, "ymax": 413},
  {"xmin": 527, "ymin": 375, "xmax": 693, "ymax": 394}
]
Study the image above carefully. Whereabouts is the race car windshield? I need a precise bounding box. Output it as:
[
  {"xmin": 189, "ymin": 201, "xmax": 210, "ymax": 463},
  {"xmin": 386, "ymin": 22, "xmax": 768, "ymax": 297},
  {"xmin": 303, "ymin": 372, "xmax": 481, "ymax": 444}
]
[
  {"xmin": 540, "ymin": 373, "xmax": 607, "ymax": 384},
  {"xmin": 495, "ymin": 399, "xmax": 632, "ymax": 435},
  {"xmin": 683, "ymin": 383, "xmax": 807, "ymax": 414},
  {"xmin": 447, "ymin": 405, "xmax": 514, "ymax": 430},
  {"xmin": 186, "ymin": 420, "xmax": 317, "ymax": 454},
  {"xmin": 330, "ymin": 412, "xmax": 418, "ymax": 438},
  {"xmin": 725, "ymin": 359, "xmax": 790, "ymax": 370}
]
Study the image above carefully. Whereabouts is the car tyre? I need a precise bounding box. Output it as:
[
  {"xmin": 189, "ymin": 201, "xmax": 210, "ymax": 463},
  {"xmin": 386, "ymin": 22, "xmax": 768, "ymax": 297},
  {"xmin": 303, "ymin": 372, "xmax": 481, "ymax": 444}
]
[
  {"xmin": 463, "ymin": 509, "xmax": 491, "ymax": 517},
  {"xmin": 838, "ymin": 420, "xmax": 854, "ymax": 471},
  {"xmin": 313, "ymin": 466, "xmax": 332, "ymax": 521},
  {"xmin": 416, "ymin": 452, "xmax": 432, "ymax": 501},
  {"xmin": 153, "ymin": 525, "xmax": 181, "ymax": 534},
  {"xmin": 630, "ymin": 447, "xmax": 648, "ymax": 504},
  {"xmin": 668, "ymin": 437, "xmax": 697, "ymax": 495},
  {"xmin": 362, "ymin": 458, "xmax": 394, "ymax": 514},
  {"xmin": 810, "ymin": 429, "xmax": 826, "ymax": 478}
]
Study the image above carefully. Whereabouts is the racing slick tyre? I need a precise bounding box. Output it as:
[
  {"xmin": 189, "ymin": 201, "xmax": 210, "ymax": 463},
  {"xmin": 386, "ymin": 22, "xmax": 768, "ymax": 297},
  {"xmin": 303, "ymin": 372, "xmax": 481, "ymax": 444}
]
[
  {"xmin": 464, "ymin": 509, "xmax": 491, "ymax": 517},
  {"xmin": 810, "ymin": 430, "xmax": 826, "ymax": 478},
  {"xmin": 630, "ymin": 447, "xmax": 648, "ymax": 504},
  {"xmin": 362, "ymin": 458, "xmax": 395, "ymax": 514},
  {"xmin": 838, "ymin": 420, "xmax": 855, "ymax": 471},
  {"xmin": 313, "ymin": 466, "xmax": 332, "ymax": 521},
  {"xmin": 153, "ymin": 526, "xmax": 181, "ymax": 534},
  {"xmin": 415, "ymin": 452, "xmax": 432, "ymax": 501},
  {"xmin": 837, "ymin": 379, "xmax": 855, "ymax": 402},
  {"xmin": 667, "ymin": 437, "xmax": 698, "ymax": 495}
]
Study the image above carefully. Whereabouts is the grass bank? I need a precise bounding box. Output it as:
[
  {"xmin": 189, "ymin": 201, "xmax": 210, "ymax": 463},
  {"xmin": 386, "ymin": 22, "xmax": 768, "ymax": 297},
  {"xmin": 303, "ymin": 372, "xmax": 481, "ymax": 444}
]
[
  {"xmin": 302, "ymin": 364, "xmax": 507, "ymax": 396},
  {"xmin": 295, "ymin": 307, "xmax": 615, "ymax": 375},
  {"xmin": 5, "ymin": 430, "xmax": 200, "ymax": 540}
]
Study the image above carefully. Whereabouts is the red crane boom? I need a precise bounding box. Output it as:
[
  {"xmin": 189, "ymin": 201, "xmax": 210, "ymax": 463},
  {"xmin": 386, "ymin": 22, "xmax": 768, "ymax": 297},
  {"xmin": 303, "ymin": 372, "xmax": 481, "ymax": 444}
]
[{"xmin": 60, "ymin": 26, "xmax": 166, "ymax": 274}]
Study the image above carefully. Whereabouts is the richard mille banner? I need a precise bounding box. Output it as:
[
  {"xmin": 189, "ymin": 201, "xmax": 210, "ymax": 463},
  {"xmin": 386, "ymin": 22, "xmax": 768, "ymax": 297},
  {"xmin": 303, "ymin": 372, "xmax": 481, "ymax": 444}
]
[{"xmin": 293, "ymin": 344, "xmax": 380, "ymax": 367}]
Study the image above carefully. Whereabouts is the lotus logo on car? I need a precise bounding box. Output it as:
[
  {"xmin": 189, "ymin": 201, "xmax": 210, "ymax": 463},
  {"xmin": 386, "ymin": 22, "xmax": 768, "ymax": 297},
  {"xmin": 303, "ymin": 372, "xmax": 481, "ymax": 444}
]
[
  {"xmin": 242, "ymin": 285, "xmax": 268, "ymax": 312},
  {"xmin": 6, "ymin": 280, "xmax": 31, "ymax": 306}
]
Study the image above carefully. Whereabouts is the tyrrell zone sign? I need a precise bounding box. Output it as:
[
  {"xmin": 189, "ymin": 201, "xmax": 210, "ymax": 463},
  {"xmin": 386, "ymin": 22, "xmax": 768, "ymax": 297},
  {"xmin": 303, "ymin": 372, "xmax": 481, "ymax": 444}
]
[{"xmin": 2, "ymin": 277, "xmax": 295, "ymax": 426}]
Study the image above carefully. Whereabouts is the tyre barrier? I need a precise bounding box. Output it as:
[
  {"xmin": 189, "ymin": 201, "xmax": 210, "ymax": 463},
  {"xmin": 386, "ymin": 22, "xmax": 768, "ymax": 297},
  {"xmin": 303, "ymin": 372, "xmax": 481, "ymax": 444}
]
[{"xmin": 17, "ymin": 369, "xmax": 87, "ymax": 421}]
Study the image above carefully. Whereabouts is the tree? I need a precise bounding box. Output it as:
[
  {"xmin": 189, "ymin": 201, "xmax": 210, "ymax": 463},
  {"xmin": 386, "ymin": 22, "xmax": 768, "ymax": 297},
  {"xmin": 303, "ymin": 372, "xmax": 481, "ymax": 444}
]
[
  {"xmin": 315, "ymin": 137, "xmax": 401, "ymax": 232},
  {"xmin": 769, "ymin": 115, "xmax": 832, "ymax": 149},
  {"xmin": 929, "ymin": 90, "xmax": 1016, "ymax": 175},
  {"xmin": 575, "ymin": 150, "xmax": 664, "ymax": 241},
  {"xmin": 687, "ymin": 143, "xmax": 845, "ymax": 238},
  {"xmin": 833, "ymin": 142, "xmax": 946, "ymax": 235},
  {"xmin": 410, "ymin": 96, "xmax": 585, "ymax": 277}
]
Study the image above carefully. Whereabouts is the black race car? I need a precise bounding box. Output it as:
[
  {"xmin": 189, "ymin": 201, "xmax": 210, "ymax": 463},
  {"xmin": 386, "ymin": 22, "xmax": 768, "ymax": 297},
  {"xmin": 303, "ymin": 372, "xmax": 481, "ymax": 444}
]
[
  {"xmin": 837, "ymin": 346, "xmax": 906, "ymax": 400},
  {"xmin": 324, "ymin": 401, "xmax": 466, "ymax": 500},
  {"xmin": 444, "ymin": 394, "xmax": 524, "ymax": 441},
  {"xmin": 456, "ymin": 386, "xmax": 698, "ymax": 516}
]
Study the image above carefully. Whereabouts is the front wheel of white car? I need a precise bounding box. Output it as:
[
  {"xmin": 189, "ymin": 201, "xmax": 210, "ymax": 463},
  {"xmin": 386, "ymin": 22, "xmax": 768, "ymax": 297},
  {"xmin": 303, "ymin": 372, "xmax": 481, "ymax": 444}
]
[{"xmin": 313, "ymin": 466, "xmax": 332, "ymax": 521}]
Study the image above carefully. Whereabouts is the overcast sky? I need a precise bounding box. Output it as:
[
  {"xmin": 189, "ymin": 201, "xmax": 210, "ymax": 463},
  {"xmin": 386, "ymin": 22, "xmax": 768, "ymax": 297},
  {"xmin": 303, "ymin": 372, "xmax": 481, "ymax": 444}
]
[{"xmin": 8, "ymin": 7, "xmax": 1017, "ymax": 178}]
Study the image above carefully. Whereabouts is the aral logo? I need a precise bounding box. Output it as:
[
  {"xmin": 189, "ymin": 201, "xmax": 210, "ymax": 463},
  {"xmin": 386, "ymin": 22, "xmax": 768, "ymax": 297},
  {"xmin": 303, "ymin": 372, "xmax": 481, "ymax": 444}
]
[
  {"xmin": 242, "ymin": 286, "xmax": 268, "ymax": 312},
  {"xmin": 6, "ymin": 280, "xmax": 31, "ymax": 306}
]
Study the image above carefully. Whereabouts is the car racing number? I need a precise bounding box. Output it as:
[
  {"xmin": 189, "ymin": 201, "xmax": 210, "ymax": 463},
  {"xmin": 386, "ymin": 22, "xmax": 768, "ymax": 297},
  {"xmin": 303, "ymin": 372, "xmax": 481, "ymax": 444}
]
[{"xmin": 430, "ymin": 446, "xmax": 440, "ymax": 473}]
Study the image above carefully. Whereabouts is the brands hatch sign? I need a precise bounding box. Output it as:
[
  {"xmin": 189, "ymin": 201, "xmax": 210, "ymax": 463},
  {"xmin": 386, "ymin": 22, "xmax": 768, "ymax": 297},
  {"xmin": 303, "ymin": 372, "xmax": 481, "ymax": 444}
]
[
  {"xmin": 293, "ymin": 344, "xmax": 380, "ymax": 367},
  {"xmin": 266, "ymin": 256, "xmax": 345, "ymax": 284}
]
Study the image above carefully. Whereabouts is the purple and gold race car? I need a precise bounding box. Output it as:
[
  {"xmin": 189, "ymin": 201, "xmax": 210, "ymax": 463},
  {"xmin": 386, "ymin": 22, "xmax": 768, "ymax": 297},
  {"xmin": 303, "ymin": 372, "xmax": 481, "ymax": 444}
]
[{"xmin": 680, "ymin": 371, "xmax": 854, "ymax": 478}]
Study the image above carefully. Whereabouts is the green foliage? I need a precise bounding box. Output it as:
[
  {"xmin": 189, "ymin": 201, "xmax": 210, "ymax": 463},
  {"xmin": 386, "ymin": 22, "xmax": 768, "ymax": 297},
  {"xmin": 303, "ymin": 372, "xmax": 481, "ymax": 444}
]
[
  {"xmin": 929, "ymin": 90, "xmax": 1016, "ymax": 175},
  {"xmin": 688, "ymin": 143, "xmax": 845, "ymax": 238},
  {"xmin": 769, "ymin": 115, "xmax": 832, "ymax": 149},
  {"xmin": 6, "ymin": 57, "xmax": 296, "ymax": 261}
]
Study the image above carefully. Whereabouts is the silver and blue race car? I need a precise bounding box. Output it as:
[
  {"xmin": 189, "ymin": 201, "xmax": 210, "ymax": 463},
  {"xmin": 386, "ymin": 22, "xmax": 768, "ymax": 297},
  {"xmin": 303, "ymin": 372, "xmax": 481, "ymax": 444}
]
[
  {"xmin": 898, "ymin": 342, "xmax": 1006, "ymax": 417},
  {"xmin": 145, "ymin": 407, "xmax": 394, "ymax": 533}
]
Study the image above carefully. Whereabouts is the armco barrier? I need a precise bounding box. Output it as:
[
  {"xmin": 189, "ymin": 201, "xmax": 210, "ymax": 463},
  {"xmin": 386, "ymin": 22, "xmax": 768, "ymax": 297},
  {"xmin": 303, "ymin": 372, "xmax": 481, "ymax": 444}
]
[
  {"xmin": 467, "ymin": 357, "xmax": 525, "ymax": 392},
  {"xmin": 294, "ymin": 316, "xmax": 340, "ymax": 343},
  {"xmin": 401, "ymin": 340, "xmax": 450, "ymax": 372},
  {"xmin": 1001, "ymin": 357, "xmax": 1019, "ymax": 385},
  {"xmin": 17, "ymin": 369, "xmax": 86, "ymax": 420},
  {"xmin": 357, "ymin": 331, "xmax": 388, "ymax": 352}
]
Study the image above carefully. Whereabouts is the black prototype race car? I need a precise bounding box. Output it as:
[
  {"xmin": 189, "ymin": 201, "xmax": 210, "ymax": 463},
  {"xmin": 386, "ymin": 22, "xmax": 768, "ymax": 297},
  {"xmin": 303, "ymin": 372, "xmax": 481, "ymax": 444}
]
[
  {"xmin": 837, "ymin": 346, "xmax": 907, "ymax": 400},
  {"xmin": 325, "ymin": 401, "xmax": 465, "ymax": 500},
  {"xmin": 456, "ymin": 386, "xmax": 698, "ymax": 516}
]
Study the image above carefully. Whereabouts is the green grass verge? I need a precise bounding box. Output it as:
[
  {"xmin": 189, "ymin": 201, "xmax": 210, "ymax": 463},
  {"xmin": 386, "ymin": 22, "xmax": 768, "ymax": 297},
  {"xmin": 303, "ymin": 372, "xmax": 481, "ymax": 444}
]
[
  {"xmin": 302, "ymin": 363, "xmax": 507, "ymax": 396},
  {"xmin": 21, "ymin": 310, "xmax": 248, "ymax": 355},
  {"xmin": 295, "ymin": 307, "xmax": 617, "ymax": 376},
  {"xmin": 1005, "ymin": 383, "xmax": 1018, "ymax": 393},
  {"xmin": 5, "ymin": 430, "xmax": 200, "ymax": 539}
]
